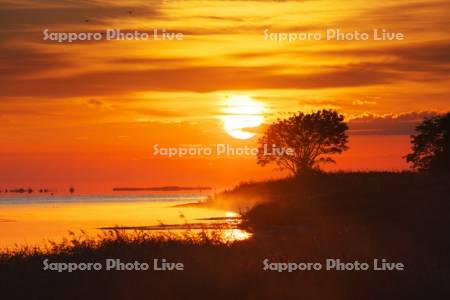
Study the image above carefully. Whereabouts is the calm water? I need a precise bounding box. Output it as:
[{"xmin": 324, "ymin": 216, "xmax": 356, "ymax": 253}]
[{"xmin": 0, "ymin": 194, "xmax": 250, "ymax": 250}]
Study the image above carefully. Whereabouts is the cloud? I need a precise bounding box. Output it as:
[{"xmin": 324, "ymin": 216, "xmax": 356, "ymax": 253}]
[
  {"xmin": 0, "ymin": 0, "xmax": 162, "ymax": 30},
  {"xmin": 0, "ymin": 64, "xmax": 400, "ymax": 97},
  {"xmin": 130, "ymin": 108, "xmax": 186, "ymax": 118},
  {"xmin": 232, "ymin": 40, "xmax": 450, "ymax": 80},
  {"xmin": 321, "ymin": 41, "xmax": 450, "ymax": 75},
  {"xmin": 352, "ymin": 99, "xmax": 376, "ymax": 106},
  {"xmin": 87, "ymin": 98, "xmax": 103, "ymax": 106},
  {"xmin": 358, "ymin": 0, "xmax": 450, "ymax": 29},
  {"xmin": 0, "ymin": 46, "xmax": 75, "ymax": 79},
  {"xmin": 2, "ymin": 38, "xmax": 447, "ymax": 96},
  {"xmin": 348, "ymin": 111, "xmax": 438, "ymax": 135}
]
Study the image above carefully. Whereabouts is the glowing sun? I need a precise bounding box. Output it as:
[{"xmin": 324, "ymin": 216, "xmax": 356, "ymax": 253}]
[{"xmin": 222, "ymin": 95, "xmax": 264, "ymax": 140}]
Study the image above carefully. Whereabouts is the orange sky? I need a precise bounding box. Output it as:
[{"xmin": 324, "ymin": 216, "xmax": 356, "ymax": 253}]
[{"xmin": 0, "ymin": 0, "xmax": 449, "ymax": 192}]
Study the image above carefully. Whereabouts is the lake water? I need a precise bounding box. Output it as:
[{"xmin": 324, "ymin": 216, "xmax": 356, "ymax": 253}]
[{"xmin": 0, "ymin": 194, "xmax": 250, "ymax": 250}]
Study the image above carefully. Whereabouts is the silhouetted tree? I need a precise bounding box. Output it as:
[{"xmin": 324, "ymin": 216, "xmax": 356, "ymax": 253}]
[
  {"xmin": 406, "ymin": 113, "xmax": 450, "ymax": 173},
  {"xmin": 257, "ymin": 109, "xmax": 349, "ymax": 176}
]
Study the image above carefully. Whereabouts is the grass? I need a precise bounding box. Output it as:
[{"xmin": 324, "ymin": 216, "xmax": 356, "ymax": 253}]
[{"xmin": 1, "ymin": 172, "xmax": 449, "ymax": 299}]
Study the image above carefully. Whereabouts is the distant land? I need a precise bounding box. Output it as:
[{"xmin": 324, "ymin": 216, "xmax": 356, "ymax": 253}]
[
  {"xmin": 112, "ymin": 186, "xmax": 212, "ymax": 192},
  {"xmin": 0, "ymin": 188, "xmax": 53, "ymax": 194}
]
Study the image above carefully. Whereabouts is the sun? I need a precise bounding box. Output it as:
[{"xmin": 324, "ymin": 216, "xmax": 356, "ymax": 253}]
[{"xmin": 222, "ymin": 95, "xmax": 265, "ymax": 140}]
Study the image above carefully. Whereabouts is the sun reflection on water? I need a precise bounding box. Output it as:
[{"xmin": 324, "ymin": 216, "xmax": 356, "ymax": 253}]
[
  {"xmin": 220, "ymin": 211, "xmax": 252, "ymax": 242},
  {"xmin": 0, "ymin": 200, "xmax": 253, "ymax": 250},
  {"xmin": 221, "ymin": 228, "xmax": 253, "ymax": 242}
]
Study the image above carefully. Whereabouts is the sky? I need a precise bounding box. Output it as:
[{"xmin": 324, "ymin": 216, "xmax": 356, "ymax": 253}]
[{"xmin": 0, "ymin": 0, "xmax": 449, "ymax": 192}]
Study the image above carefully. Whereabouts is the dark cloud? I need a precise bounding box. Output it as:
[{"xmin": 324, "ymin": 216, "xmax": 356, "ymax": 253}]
[
  {"xmin": 3, "ymin": 39, "xmax": 446, "ymax": 90},
  {"xmin": 0, "ymin": 1, "xmax": 162, "ymax": 29},
  {"xmin": 362, "ymin": 0, "xmax": 450, "ymax": 25},
  {"xmin": 348, "ymin": 111, "xmax": 439, "ymax": 135},
  {"xmin": 0, "ymin": 46, "xmax": 74, "ymax": 79},
  {"xmin": 324, "ymin": 41, "xmax": 450, "ymax": 81},
  {"xmin": 322, "ymin": 40, "xmax": 450, "ymax": 65},
  {"xmin": 338, "ymin": 0, "xmax": 450, "ymax": 36},
  {"xmin": 87, "ymin": 99, "xmax": 103, "ymax": 106},
  {"xmin": 0, "ymin": 64, "xmax": 398, "ymax": 97},
  {"xmin": 229, "ymin": 40, "xmax": 450, "ymax": 83}
]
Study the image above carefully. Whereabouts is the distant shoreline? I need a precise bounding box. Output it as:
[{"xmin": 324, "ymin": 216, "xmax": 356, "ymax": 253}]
[
  {"xmin": 113, "ymin": 186, "xmax": 212, "ymax": 192},
  {"xmin": 172, "ymin": 201, "xmax": 209, "ymax": 208}
]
